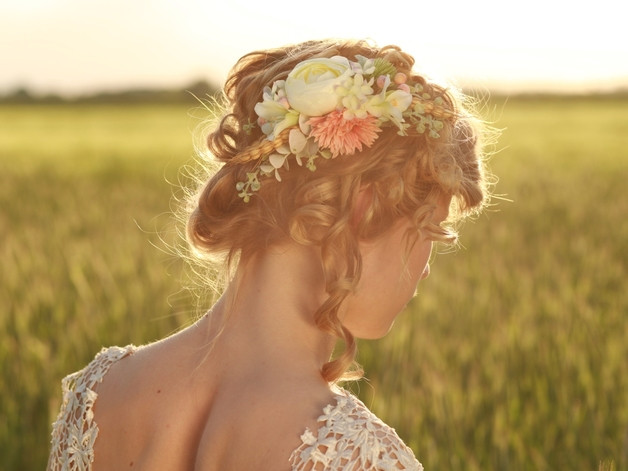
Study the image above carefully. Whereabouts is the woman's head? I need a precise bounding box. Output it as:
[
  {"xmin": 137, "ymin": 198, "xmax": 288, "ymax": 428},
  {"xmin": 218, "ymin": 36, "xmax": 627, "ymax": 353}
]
[{"xmin": 186, "ymin": 38, "xmax": 493, "ymax": 382}]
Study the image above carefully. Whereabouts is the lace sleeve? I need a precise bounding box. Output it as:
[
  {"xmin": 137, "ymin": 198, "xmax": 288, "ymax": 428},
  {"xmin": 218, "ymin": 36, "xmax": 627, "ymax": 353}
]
[
  {"xmin": 290, "ymin": 392, "xmax": 423, "ymax": 471},
  {"xmin": 47, "ymin": 345, "xmax": 135, "ymax": 471}
]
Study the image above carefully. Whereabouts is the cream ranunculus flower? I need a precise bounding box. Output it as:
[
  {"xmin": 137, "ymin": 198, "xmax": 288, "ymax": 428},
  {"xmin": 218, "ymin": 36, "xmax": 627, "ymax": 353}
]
[{"xmin": 284, "ymin": 56, "xmax": 352, "ymax": 116}]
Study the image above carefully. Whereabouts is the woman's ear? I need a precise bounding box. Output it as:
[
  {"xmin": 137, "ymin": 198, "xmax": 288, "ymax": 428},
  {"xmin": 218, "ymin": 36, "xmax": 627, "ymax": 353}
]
[{"xmin": 350, "ymin": 185, "xmax": 374, "ymax": 230}]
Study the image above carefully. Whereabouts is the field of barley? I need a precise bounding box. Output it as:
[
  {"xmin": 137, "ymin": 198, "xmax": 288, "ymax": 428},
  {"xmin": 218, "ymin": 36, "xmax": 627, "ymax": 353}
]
[{"xmin": 1, "ymin": 95, "xmax": 626, "ymax": 470}]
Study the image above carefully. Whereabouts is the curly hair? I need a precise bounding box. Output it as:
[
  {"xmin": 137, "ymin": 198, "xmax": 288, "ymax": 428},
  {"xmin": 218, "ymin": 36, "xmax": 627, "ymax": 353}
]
[{"xmin": 185, "ymin": 38, "xmax": 493, "ymax": 383}]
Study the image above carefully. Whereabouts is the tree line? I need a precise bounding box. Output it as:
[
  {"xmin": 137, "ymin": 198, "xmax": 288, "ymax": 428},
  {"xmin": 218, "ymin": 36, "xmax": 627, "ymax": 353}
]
[{"xmin": 0, "ymin": 80, "xmax": 219, "ymax": 104}]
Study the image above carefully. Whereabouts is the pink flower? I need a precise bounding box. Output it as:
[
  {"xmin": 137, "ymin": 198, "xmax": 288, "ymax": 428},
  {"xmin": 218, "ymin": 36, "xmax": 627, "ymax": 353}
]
[{"xmin": 307, "ymin": 111, "xmax": 381, "ymax": 157}]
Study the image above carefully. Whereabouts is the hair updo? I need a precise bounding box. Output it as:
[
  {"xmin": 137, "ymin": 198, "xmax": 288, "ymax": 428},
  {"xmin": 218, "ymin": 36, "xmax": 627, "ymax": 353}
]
[{"xmin": 186, "ymin": 38, "xmax": 493, "ymax": 382}]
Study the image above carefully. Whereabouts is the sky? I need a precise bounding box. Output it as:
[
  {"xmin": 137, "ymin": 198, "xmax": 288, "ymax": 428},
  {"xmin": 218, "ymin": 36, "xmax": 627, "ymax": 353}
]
[{"xmin": 2, "ymin": 0, "xmax": 627, "ymax": 96}]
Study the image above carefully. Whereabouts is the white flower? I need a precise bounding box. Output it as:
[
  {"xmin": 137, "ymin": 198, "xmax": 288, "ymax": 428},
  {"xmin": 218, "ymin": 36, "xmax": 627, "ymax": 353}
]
[
  {"xmin": 284, "ymin": 56, "xmax": 352, "ymax": 116},
  {"xmin": 255, "ymin": 102, "xmax": 299, "ymax": 138},
  {"xmin": 259, "ymin": 128, "xmax": 319, "ymax": 181},
  {"xmin": 288, "ymin": 128, "xmax": 319, "ymax": 166},
  {"xmin": 335, "ymin": 73, "xmax": 375, "ymax": 119},
  {"xmin": 260, "ymin": 144, "xmax": 290, "ymax": 181},
  {"xmin": 382, "ymin": 90, "xmax": 413, "ymax": 125},
  {"xmin": 254, "ymin": 81, "xmax": 299, "ymax": 139},
  {"xmin": 353, "ymin": 55, "xmax": 376, "ymax": 75},
  {"xmin": 366, "ymin": 75, "xmax": 412, "ymax": 128}
]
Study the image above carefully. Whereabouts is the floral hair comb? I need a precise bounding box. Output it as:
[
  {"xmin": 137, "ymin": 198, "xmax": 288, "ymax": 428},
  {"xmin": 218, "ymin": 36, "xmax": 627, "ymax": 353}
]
[{"xmin": 232, "ymin": 55, "xmax": 455, "ymax": 202}]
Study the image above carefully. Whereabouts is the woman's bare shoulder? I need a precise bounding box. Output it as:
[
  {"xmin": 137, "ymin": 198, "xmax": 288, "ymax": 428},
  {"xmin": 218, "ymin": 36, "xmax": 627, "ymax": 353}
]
[
  {"xmin": 194, "ymin": 376, "xmax": 337, "ymax": 471},
  {"xmin": 90, "ymin": 337, "xmax": 209, "ymax": 468}
]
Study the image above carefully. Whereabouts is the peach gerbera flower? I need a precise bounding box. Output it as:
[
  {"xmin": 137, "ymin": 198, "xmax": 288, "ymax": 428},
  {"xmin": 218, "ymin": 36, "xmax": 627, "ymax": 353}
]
[{"xmin": 308, "ymin": 110, "xmax": 381, "ymax": 157}]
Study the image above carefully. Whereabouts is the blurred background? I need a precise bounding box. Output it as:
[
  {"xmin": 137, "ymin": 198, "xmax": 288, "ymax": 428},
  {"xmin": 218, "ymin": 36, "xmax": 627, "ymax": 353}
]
[
  {"xmin": 3, "ymin": 0, "xmax": 628, "ymax": 97},
  {"xmin": 1, "ymin": 1, "xmax": 627, "ymax": 470}
]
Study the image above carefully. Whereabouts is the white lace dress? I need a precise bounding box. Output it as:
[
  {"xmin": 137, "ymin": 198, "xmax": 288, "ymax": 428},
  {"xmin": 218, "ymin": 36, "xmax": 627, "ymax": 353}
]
[{"xmin": 48, "ymin": 346, "xmax": 423, "ymax": 471}]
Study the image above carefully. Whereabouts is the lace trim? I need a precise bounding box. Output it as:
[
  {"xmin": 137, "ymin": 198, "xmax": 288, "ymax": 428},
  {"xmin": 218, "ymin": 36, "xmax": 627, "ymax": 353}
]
[
  {"xmin": 290, "ymin": 391, "xmax": 423, "ymax": 470},
  {"xmin": 47, "ymin": 345, "xmax": 135, "ymax": 471}
]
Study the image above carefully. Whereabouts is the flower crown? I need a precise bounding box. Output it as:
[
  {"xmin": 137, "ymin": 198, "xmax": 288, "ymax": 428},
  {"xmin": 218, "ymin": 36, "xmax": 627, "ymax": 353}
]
[{"xmin": 232, "ymin": 55, "xmax": 455, "ymax": 202}]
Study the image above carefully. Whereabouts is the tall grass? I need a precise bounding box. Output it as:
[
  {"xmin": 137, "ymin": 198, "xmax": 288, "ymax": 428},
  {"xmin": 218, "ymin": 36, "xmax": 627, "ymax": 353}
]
[
  {"xmin": 1, "ymin": 97, "xmax": 626, "ymax": 470},
  {"xmin": 0, "ymin": 104, "xmax": 197, "ymax": 470}
]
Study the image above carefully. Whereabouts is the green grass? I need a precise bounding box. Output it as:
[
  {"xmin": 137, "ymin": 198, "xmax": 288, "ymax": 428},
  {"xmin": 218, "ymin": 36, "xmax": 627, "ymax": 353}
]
[{"xmin": 1, "ymin": 98, "xmax": 626, "ymax": 470}]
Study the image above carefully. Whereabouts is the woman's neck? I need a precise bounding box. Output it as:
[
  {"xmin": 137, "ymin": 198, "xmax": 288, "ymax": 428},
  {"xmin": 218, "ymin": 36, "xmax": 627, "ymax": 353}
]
[{"xmin": 198, "ymin": 243, "xmax": 336, "ymax": 383}]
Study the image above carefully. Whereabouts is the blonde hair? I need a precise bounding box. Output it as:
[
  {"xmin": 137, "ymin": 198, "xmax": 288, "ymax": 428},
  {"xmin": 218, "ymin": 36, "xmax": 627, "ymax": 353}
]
[{"xmin": 185, "ymin": 39, "xmax": 493, "ymax": 383}]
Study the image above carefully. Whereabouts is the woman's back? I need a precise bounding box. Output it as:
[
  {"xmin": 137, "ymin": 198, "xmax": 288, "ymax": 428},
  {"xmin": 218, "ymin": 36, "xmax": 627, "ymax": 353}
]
[
  {"xmin": 49, "ymin": 316, "xmax": 424, "ymax": 470},
  {"xmin": 88, "ymin": 323, "xmax": 335, "ymax": 470}
]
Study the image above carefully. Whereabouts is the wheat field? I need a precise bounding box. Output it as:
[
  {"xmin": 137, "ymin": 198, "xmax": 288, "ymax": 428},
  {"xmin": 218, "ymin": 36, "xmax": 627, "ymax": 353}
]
[{"xmin": 1, "ymin": 96, "xmax": 626, "ymax": 470}]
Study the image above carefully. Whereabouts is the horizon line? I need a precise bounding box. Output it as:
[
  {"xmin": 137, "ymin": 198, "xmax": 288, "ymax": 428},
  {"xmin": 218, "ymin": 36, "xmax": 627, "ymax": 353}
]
[{"xmin": 2, "ymin": 76, "xmax": 627, "ymax": 100}]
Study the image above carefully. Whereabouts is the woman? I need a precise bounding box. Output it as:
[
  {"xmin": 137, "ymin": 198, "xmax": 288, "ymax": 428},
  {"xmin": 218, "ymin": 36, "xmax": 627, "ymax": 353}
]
[{"xmin": 48, "ymin": 38, "xmax": 492, "ymax": 470}]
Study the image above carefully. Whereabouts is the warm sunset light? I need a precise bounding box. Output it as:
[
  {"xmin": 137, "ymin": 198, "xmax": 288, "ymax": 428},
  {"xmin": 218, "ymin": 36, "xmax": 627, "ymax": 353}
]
[
  {"xmin": 3, "ymin": 1, "xmax": 628, "ymax": 470},
  {"xmin": 2, "ymin": 0, "xmax": 627, "ymax": 95}
]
